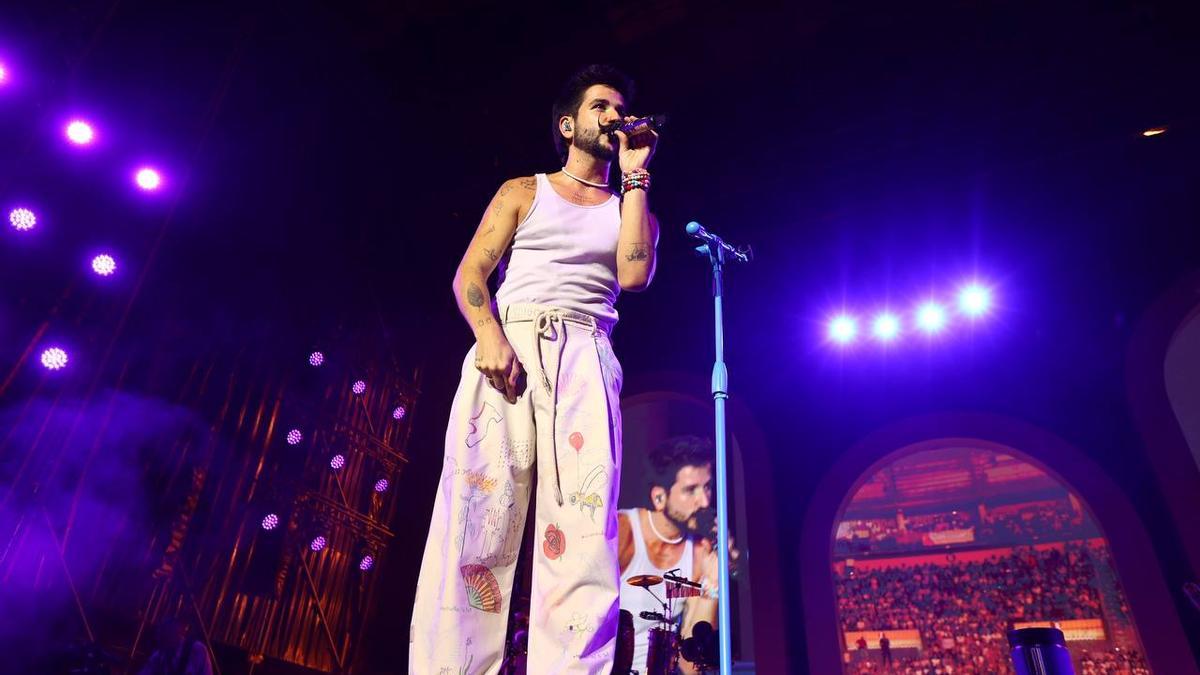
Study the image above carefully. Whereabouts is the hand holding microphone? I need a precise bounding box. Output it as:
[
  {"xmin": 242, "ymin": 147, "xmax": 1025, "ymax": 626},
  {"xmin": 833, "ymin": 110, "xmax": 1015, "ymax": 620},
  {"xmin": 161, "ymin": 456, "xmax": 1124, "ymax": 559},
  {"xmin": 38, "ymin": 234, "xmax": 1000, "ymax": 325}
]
[{"xmin": 609, "ymin": 115, "xmax": 664, "ymax": 174}]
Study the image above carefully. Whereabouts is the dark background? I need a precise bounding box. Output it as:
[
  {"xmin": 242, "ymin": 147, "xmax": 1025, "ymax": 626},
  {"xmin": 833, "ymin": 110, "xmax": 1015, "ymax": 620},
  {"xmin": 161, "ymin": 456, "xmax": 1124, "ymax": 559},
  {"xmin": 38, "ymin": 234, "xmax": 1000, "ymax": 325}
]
[{"xmin": 2, "ymin": 1, "xmax": 1198, "ymax": 671}]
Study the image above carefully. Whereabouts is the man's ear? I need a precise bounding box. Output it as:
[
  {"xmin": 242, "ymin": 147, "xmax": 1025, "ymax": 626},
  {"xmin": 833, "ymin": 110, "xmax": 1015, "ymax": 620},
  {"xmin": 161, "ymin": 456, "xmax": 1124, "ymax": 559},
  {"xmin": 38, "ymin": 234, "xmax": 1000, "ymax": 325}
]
[{"xmin": 650, "ymin": 486, "xmax": 667, "ymax": 511}]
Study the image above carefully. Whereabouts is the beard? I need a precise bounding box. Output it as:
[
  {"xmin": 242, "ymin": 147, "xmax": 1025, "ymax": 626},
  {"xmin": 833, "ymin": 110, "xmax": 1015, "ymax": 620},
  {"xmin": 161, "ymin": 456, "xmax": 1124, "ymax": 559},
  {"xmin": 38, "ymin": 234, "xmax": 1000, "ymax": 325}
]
[
  {"xmin": 572, "ymin": 125, "xmax": 615, "ymax": 161},
  {"xmin": 666, "ymin": 504, "xmax": 714, "ymax": 537}
]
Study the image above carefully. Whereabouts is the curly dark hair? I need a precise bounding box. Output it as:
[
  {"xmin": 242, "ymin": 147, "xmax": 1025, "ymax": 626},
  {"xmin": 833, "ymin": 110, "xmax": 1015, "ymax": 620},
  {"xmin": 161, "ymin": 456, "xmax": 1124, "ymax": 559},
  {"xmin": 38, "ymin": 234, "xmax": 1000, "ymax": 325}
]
[
  {"xmin": 550, "ymin": 64, "xmax": 636, "ymax": 164},
  {"xmin": 646, "ymin": 435, "xmax": 713, "ymax": 500}
]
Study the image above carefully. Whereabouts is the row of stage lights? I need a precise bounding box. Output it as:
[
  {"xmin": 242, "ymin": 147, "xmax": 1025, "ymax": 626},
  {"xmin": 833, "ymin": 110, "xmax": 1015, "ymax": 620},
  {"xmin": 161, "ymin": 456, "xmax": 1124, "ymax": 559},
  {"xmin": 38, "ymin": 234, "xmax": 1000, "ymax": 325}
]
[
  {"xmin": 6, "ymin": 62, "xmax": 388, "ymax": 573},
  {"xmin": 6, "ymin": 58, "xmax": 168, "ymax": 374},
  {"xmin": 826, "ymin": 281, "xmax": 994, "ymax": 346},
  {"xmin": 3, "ymin": 59, "xmax": 167, "ymax": 285},
  {"xmin": 260, "ymin": 512, "xmax": 378, "ymax": 570},
  {"xmin": 262, "ymin": 350, "xmax": 406, "ymax": 572}
]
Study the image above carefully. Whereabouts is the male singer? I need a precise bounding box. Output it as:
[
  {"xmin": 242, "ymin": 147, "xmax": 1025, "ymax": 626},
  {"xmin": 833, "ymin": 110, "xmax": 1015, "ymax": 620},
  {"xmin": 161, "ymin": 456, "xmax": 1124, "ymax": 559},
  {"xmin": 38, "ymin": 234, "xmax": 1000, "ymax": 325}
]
[{"xmin": 409, "ymin": 64, "xmax": 659, "ymax": 674}]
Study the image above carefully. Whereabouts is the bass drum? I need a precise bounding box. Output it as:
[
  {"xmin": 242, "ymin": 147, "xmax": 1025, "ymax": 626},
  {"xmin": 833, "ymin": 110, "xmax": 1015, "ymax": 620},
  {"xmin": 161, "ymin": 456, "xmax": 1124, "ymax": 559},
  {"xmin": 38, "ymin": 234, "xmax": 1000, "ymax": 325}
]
[{"xmin": 645, "ymin": 627, "xmax": 680, "ymax": 675}]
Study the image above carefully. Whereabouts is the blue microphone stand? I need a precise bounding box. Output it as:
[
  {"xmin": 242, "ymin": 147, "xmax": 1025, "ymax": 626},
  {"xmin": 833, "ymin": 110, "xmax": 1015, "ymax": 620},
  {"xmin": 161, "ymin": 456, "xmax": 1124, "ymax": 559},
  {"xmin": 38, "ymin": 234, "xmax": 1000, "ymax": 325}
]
[{"xmin": 686, "ymin": 221, "xmax": 750, "ymax": 675}]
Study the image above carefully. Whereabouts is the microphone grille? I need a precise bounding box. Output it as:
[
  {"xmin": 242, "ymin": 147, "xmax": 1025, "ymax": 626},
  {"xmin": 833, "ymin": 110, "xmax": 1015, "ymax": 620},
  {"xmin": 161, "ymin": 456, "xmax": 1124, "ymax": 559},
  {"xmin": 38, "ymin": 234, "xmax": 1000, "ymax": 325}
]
[{"xmin": 685, "ymin": 221, "xmax": 701, "ymax": 235}]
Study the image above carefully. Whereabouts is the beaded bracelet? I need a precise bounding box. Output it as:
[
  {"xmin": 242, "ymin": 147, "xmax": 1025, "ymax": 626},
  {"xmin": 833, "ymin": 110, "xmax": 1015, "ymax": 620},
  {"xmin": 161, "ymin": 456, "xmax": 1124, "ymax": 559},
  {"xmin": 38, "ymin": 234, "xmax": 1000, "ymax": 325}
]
[{"xmin": 621, "ymin": 169, "xmax": 651, "ymax": 195}]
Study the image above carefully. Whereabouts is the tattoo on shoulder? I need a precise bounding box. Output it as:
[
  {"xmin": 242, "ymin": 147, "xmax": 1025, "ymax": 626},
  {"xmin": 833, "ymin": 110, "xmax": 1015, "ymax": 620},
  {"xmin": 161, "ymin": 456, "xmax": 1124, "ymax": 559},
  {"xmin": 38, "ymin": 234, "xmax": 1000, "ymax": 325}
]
[
  {"xmin": 518, "ymin": 177, "xmax": 536, "ymax": 190},
  {"xmin": 625, "ymin": 243, "xmax": 651, "ymax": 262},
  {"xmin": 466, "ymin": 283, "xmax": 486, "ymax": 308},
  {"xmin": 498, "ymin": 183, "xmax": 514, "ymax": 197}
]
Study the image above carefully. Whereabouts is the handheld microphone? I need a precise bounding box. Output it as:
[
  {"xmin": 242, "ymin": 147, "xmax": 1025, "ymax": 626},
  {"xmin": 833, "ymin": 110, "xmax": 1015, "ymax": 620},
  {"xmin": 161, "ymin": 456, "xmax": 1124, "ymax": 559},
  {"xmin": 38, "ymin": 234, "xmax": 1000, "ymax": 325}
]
[{"xmin": 602, "ymin": 114, "xmax": 668, "ymax": 136}]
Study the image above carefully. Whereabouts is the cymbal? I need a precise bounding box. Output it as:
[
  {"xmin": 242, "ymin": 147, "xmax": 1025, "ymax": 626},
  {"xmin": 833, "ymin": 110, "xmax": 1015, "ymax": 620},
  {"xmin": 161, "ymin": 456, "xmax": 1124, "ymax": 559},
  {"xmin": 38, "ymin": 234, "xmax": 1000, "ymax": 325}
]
[{"xmin": 626, "ymin": 574, "xmax": 663, "ymax": 588}]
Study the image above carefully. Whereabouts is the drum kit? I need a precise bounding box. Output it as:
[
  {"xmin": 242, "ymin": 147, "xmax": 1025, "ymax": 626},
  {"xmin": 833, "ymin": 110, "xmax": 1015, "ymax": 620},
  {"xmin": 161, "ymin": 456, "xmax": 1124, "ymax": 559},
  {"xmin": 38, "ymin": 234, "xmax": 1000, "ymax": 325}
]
[
  {"xmin": 617, "ymin": 571, "xmax": 716, "ymax": 675},
  {"xmin": 501, "ymin": 573, "xmax": 717, "ymax": 675}
]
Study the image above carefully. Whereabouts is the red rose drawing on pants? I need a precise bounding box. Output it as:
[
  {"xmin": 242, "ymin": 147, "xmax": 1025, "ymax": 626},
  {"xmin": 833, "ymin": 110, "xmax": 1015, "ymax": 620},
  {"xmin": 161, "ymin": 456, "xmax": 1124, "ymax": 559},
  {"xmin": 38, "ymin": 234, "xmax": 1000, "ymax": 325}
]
[{"xmin": 543, "ymin": 523, "xmax": 566, "ymax": 560}]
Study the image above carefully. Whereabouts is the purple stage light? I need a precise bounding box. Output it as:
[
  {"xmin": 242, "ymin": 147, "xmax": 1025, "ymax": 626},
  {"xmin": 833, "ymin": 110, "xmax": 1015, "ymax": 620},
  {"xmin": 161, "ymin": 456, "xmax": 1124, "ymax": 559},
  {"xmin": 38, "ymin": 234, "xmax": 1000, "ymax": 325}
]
[
  {"xmin": 359, "ymin": 555, "xmax": 374, "ymax": 571},
  {"xmin": 828, "ymin": 314, "xmax": 858, "ymax": 344},
  {"xmin": 134, "ymin": 167, "xmax": 163, "ymax": 191},
  {"xmin": 308, "ymin": 351, "xmax": 324, "ymax": 366},
  {"xmin": 872, "ymin": 313, "xmax": 901, "ymax": 341},
  {"xmin": 374, "ymin": 478, "xmax": 389, "ymax": 493},
  {"xmin": 310, "ymin": 535, "xmax": 327, "ymax": 552},
  {"xmin": 330, "ymin": 454, "xmax": 346, "ymax": 470},
  {"xmin": 91, "ymin": 254, "xmax": 117, "ymax": 276},
  {"xmin": 40, "ymin": 347, "xmax": 69, "ymax": 370},
  {"xmin": 392, "ymin": 405, "xmax": 406, "ymax": 420},
  {"xmin": 261, "ymin": 513, "xmax": 279, "ymax": 530},
  {"xmin": 915, "ymin": 302, "xmax": 947, "ymax": 334},
  {"xmin": 352, "ymin": 380, "xmax": 366, "ymax": 395},
  {"xmin": 286, "ymin": 429, "xmax": 303, "ymax": 445},
  {"xmin": 65, "ymin": 120, "xmax": 96, "ymax": 145},
  {"xmin": 958, "ymin": 283, "xmax": 992, "ymax": 317},
  {"xmin": 0, "ymin": 62, "xmax": 7, "ymax": 85},
  {"xmin": 9, "ymin": 207, "xmax": 36, "ymax": 231}
]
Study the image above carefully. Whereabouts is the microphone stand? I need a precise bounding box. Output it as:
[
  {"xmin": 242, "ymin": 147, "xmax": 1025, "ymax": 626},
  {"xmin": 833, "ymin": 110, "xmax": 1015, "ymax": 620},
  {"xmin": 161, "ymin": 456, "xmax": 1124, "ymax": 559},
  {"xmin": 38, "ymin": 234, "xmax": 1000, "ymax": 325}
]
[{"xmin": 690, "ymin": 229, "xmax": 748, "ymax": 675}]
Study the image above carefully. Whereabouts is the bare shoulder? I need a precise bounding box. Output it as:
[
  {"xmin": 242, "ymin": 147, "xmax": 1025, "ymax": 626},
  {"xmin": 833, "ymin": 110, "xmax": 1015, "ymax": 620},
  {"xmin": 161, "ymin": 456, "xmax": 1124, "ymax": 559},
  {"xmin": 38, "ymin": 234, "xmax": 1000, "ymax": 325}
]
[
  {"xmin": 618, "ymin": 511, "xmax": 632, "ymax": 541},
  {"xmin": 494, "ymin": 175, "xmax": 538, "ymax": 222}
]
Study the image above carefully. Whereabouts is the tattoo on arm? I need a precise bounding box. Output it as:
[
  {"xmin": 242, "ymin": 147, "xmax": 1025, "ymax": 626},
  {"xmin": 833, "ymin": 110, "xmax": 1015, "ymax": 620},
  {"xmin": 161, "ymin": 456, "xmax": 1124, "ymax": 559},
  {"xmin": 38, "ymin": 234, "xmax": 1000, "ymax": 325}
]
[
  {"xmin": 483, "ymin": 247, "xmax": 499, "ymax": 262},
  {"xmin": 625, "ymin": 243, "xmax": 651, "ymax": 262},
  {"xmin": 475, "ymin": 317, "xmax": 494, "ymax": 328},
  {"xmin": 466, "ymin": 283, "xmax": 486, "ymax": 308},
  {"xmin": 491, "ymin": 199, "xmax": 503, "ymax": 217}
]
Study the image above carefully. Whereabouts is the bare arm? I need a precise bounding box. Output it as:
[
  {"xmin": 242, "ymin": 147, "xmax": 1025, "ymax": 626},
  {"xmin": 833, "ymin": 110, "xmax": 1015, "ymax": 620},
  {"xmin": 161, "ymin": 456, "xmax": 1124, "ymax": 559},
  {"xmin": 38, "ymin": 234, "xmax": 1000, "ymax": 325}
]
[
  {"xmin": 613, "ymin": 119, "xmax": 659, "ymax": 292},
  {"xmin": 616, "ymin": 197, "xmax": 659, "ymax": 292},
  {"xmin": 451, "ymin": 178, "xmax": 531, "ymax": 403},
  {"xmin": 679, "ymin": 537, "xmax": 719, "ymax": 673}
]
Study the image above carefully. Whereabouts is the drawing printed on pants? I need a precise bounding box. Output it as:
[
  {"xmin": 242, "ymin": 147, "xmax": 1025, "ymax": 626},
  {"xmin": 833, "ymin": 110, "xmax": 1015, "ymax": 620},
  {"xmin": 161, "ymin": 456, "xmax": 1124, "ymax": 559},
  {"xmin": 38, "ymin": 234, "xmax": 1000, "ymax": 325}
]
[
  {"xmin": 566, "ymin": 431, "xmax": 607, "ymax": 521},
  {"xmin": 457, "ymin": 470, "xmax": 496, "ymax": 552},
  {"xmin": 479, "ymin": 480, "xmax": 517, "ymax": 561},
  {"xmin": 568, "ymin": 431, "xmax": 585, "ymax": 454},
  {"xmin": 543, "ymin": 522, "xmax": 566, "ymax": 560},
  {"xmin": 466, "ymin": 402, "xmax": 503, "ymax": 448},
  {"xmin": 560, "ymin": 612, "xmax": 599, "ymax": 660},
  {"xmin": 460, "ymin": 564, "xmax": 503, "ymax": 613},
  {"xmin": 436, "ymin": 649, "xmax": 474, "ymax": 675},
  {"xmin": 500, "ymin": 437, "xmax": 533, "ymax": 469},
  {"xmin": 568, "ymin": 465, "xmax": 608, "ymax": 522}
]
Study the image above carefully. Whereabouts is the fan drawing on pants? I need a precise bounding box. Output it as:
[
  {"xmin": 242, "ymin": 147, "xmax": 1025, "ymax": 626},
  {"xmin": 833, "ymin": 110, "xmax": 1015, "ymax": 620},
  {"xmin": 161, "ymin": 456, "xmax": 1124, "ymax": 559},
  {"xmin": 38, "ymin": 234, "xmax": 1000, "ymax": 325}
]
[{"xmin": 460, "ymin": 564, "xmax": 502, "ymax": 613}]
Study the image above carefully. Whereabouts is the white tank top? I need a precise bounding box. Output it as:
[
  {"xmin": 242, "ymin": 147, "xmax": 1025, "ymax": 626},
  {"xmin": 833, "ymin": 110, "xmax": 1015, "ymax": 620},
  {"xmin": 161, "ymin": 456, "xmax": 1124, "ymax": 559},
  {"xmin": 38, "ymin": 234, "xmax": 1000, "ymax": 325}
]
[
  {"xmin": 619, "ymin": 508, "xmax": 694, "ymax": 673},
  {"xmin": 494, "ymin": 173, "xmax": 622, "ymax": 332}
]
